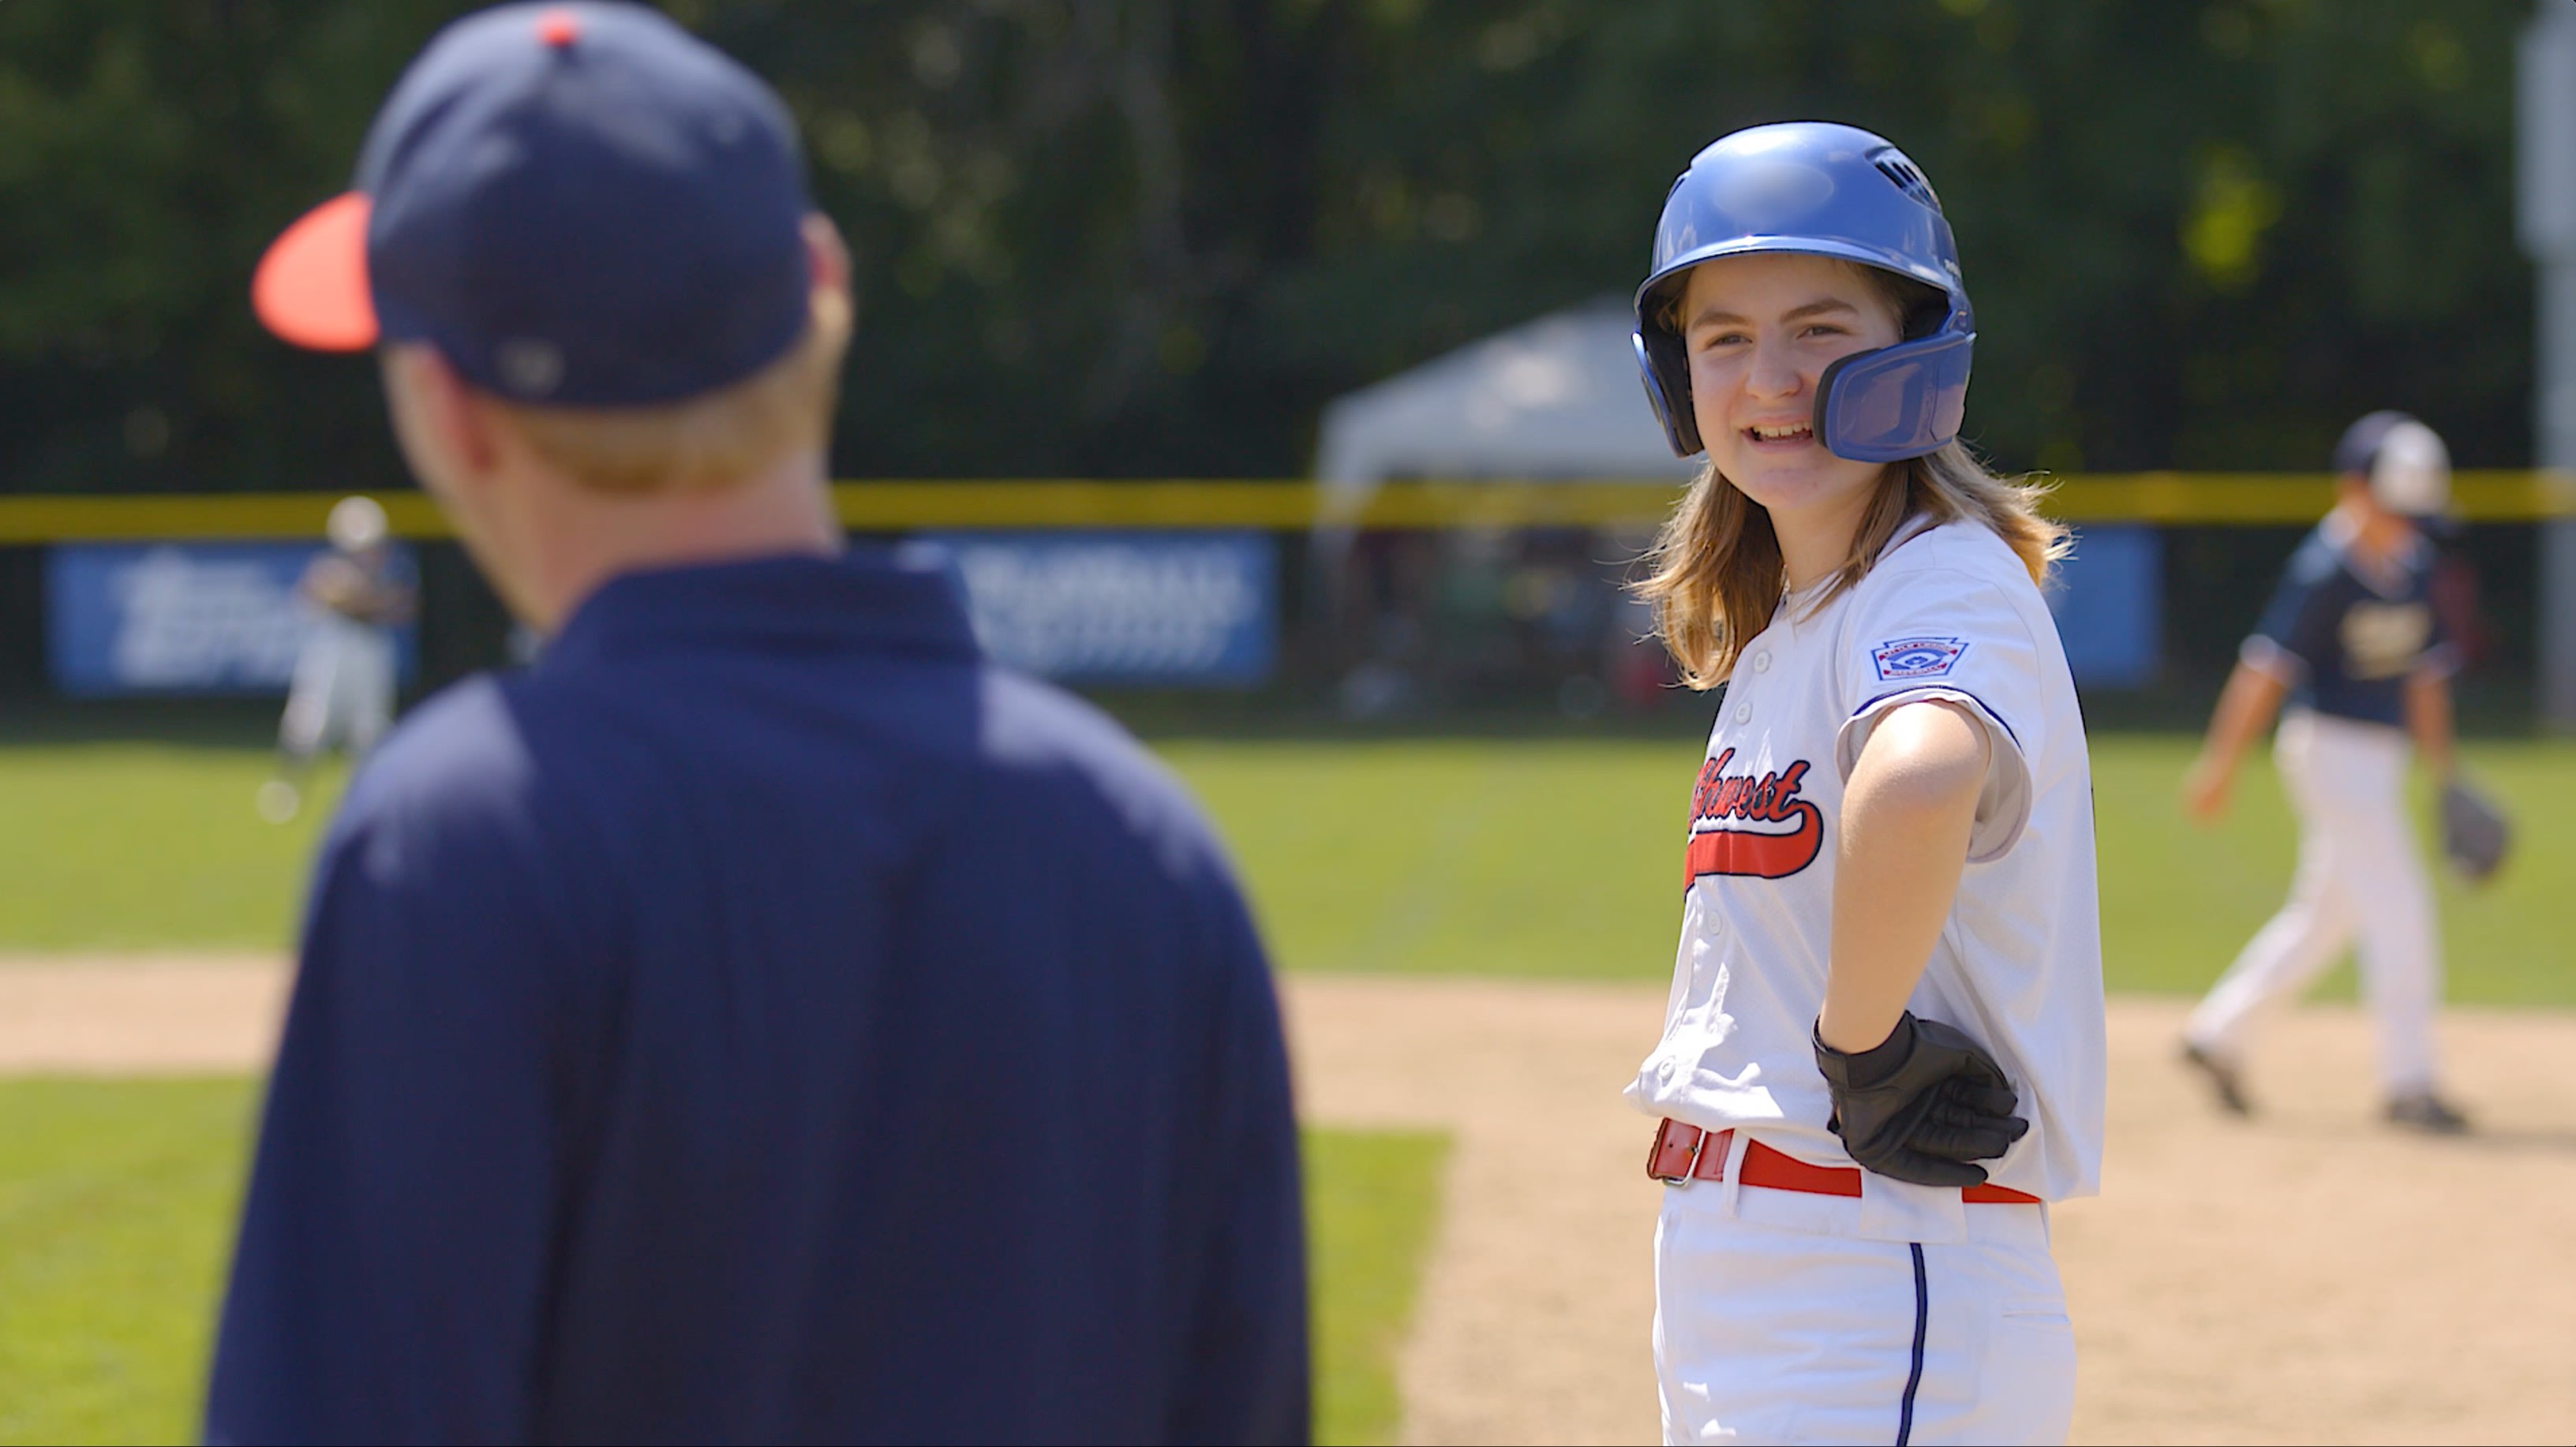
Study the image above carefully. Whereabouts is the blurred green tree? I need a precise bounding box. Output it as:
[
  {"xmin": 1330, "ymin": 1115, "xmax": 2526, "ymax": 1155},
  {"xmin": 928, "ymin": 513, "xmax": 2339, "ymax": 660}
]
[{"xmin": 0, "ymin": 0, "xmax": 2538, "ymax": 493}]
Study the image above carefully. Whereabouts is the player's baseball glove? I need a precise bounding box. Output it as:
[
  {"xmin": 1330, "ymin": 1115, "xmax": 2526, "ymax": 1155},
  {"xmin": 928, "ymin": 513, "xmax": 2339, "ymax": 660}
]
[
  {"xmin": 2439, "ymin": 775, "xmax": 2511, "ymax": 884},
  {"xmin": 1814, "ymin": 1012, "xmax": 2029, "ymax": 1187}
]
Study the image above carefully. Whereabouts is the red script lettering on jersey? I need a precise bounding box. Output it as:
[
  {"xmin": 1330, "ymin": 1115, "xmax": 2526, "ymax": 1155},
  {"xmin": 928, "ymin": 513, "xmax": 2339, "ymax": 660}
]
[{"xmin": 1683, "ymin": 749, "xmax": 1824, "ymax": 882}]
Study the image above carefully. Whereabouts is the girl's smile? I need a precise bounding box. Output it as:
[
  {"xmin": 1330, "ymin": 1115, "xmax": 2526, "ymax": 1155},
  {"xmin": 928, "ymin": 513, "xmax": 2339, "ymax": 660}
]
[{"xmin": 1675, "ymin": 251, "xmax": 1906, "ymax": 585}]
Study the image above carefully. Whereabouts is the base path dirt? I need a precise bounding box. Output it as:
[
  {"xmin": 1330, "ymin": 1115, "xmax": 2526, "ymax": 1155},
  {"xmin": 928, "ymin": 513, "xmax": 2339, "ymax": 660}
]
[
  {"xmin": 1281, "ymin": 976, "xmax": 2576, "ymax": 1447},
  {"xmin": 9, "ymin": 959, "xmax": 2574, "ymax": 1444},
  {"xmin": 0, "ymin": 954, "xmax": 290, "ymax": 1073}
]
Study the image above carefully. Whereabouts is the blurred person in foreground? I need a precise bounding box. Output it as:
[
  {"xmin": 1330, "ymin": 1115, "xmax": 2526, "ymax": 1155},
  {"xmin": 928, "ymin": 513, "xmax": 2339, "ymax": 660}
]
[
  {"xmin": 2179, "ymin": 411, "xmax": 2469, "ymax": 1133},
  {"xmin": 206, "ymin": 5, "xmax": 1306, "ymax": 1442},
  {"xmin": 256, "ymin": 495, "xmax": 415, "ymax": 824}
]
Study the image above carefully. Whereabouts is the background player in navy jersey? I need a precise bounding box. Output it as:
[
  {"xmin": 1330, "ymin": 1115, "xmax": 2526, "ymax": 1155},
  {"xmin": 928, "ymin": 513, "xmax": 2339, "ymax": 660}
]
[
  {"xmin": 2179, "ymin": 410, "xmax": 2469, "ymax": 1133},
  {"xmin": 206, "ymin": 6, "xmax": 1306, "ymax": 1441}
]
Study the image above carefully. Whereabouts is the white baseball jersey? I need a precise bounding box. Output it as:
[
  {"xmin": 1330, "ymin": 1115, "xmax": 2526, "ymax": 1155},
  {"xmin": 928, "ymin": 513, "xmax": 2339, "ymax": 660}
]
[{"xmin": 1626, "ymin": 518, "xmax": 2106, "ymax": 1243}]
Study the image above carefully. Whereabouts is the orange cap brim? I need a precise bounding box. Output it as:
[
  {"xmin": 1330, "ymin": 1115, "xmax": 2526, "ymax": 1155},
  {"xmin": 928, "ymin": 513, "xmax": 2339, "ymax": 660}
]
[{"xmin": 251, "ymin": 192, "xmax": 378, "ymax": 351}]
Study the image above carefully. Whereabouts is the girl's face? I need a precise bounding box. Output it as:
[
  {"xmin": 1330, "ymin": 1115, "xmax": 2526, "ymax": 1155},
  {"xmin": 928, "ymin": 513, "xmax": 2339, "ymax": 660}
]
[{"xmin": 1676, "ymin": 252, "xmax": 1904, "ymax": 526}]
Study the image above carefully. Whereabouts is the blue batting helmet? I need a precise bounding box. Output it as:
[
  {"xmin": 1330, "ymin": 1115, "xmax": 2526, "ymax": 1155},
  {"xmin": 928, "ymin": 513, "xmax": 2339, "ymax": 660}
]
[{"xmin": 1633, "ymin": 121, "xmax": 1974, "ymax": 462}]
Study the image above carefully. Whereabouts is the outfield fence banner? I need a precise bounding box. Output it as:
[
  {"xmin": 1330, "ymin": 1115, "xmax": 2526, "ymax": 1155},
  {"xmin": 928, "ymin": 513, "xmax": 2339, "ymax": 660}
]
[
  {"xmin": 44, "ymin": 543, "xmax": 418, "ymax": 697},
  {"xmin": 922, "ymin": 531, "xmax": 1276, "ymax": 686},
  {"xmin": 3, "ymin": 477, "xmax": 2563, "ymax": 701},
  {"xmin": 2047, "ymin": 525, "xmax": 2162, "ymax": 688}
]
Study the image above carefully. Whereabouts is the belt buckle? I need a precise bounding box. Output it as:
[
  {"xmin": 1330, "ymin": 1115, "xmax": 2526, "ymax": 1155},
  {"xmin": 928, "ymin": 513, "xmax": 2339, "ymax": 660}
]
[{"xmin": 1648, "ymin": 1118, "xmax": 1707, "ymax": 1187}]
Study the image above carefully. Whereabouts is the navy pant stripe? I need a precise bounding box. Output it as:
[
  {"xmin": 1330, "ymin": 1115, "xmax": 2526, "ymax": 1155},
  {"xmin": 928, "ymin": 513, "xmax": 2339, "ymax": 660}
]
[{"xmin": 1896, "ymin": 1242, "xmax": 1929, "ymax": 1447}]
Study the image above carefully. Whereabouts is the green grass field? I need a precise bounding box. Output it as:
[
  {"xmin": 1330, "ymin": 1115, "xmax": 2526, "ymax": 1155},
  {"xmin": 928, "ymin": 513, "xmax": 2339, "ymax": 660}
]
[
  {"xmin": 0, "ymin": 1077, "xmax": 1441, "ymax": 1447},
  {"xmin": 0, "ymin": 1080, "xmax": 253, "ymax": 1445},
  {"xmin": 1307, "ymin": 1129, "xmax": 1448, "ymax": 1445},
  {"xmin": 1172, "ymin": 733, "xmax": 2576, "ymax": 1004},
  {"xmin": 7, "ymin": 731, "xmax": 2565, "ymax": 1002},
  {"xmin": 0, "ymin": 745, "xmax": 350, "ymax": 952}
]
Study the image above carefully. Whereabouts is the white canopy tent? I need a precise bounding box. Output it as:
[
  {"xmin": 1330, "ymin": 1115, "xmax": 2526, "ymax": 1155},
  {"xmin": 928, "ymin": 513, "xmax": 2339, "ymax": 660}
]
[
  {"xmin": 1305, "ymin": 297, "xmax": 1694, "ymax": 716},
  {"xmin": 1311, "ymin": 297, "xmax": 1695, "ymax": 522}
]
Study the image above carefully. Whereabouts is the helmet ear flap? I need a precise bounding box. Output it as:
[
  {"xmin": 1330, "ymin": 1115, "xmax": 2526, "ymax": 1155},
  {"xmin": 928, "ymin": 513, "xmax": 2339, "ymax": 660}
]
[
  {"xmin": 1634, "ymin": 329, "xmax": 1702, "ymax": 457},
  {"xmin": 1814, "ymin": 330, "xmax": 1972, "ymax": 463}
]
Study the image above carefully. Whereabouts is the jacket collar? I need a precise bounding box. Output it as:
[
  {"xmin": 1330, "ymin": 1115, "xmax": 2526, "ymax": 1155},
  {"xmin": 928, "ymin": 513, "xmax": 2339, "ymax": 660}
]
[{"xmin": 541, "ymin": 546, "xmax": 980, "ymax": 671}]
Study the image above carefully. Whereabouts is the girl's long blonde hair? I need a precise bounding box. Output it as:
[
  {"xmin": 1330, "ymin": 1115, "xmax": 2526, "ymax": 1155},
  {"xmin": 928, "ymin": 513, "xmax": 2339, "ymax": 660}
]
[{"xmin": 1634, "ymin": 440, "xmax": 2068, "ymax": 689}]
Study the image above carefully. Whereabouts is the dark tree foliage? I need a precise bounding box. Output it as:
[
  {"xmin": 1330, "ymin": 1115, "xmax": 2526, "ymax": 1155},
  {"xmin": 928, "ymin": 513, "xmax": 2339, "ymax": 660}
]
[{"xmin": 0, "ymin": 0, "xmax": 2539, "ymax": 495}]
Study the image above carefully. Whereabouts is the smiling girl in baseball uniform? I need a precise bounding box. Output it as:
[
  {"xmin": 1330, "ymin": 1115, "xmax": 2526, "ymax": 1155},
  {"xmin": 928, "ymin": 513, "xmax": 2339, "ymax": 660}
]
[{"xmin": 1623, "ymin": 122, "xmax": 2105, "ymax": 1445}]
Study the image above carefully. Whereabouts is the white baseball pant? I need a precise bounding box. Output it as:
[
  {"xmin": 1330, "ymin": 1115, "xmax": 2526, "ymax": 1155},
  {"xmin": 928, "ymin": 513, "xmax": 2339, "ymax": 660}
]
[
  {"xmin": 281, "ymin": 617, "xmax": 396, "ymax": 760},
  {"xmin": 1654, "ymin": 1180, "xmax": 2074, "ymax": 1445},
  {"xmin": 2185, "ymin": 709, "xmax": 2441, "ymax": 1094}
]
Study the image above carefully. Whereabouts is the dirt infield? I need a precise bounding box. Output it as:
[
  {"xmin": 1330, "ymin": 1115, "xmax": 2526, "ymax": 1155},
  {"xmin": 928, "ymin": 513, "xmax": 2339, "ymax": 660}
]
[
  {"xmin": 8, "ymin": 959, "xmax": 2575, "ymax": 1445},
  {"xmin": 0, "ymin": 955, "xmax": 288, "ymax": 1072},
  {"xmin": 1286, "ymin": 978, "xmax": 2576, "ymax": 1447}
]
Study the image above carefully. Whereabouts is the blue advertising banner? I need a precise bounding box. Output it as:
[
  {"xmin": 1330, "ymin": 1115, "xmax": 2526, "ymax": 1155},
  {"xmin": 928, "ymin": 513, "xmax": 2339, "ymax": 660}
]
[
  {"xmin": 47, "ymin": 543, "xmax": 418, "ymax": 697},
  {"xmin": 2046, "ymin": 525, "xmax": 2162, "ymax": 689},
  {"xmin": 923, "ymin": 531, "xmax": 1276, "ymax": 686}
]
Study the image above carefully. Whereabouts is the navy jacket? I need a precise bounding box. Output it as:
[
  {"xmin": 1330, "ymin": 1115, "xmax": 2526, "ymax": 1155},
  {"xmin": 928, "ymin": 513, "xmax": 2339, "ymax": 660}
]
[
  {"xmin": 205, "ymin": 550, "xmax": 1307, "ymax": 1445},
  {"xmin": 2245, "ymin": 519, "xmax": 2454, "ymax": 727}
]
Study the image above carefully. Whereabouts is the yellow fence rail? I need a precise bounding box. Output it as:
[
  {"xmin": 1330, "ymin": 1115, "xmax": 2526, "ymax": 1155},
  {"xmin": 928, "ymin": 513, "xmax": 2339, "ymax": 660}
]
[{"xmin": 2, "ymin": 471, "xmax": 2572, "ymax": 543}]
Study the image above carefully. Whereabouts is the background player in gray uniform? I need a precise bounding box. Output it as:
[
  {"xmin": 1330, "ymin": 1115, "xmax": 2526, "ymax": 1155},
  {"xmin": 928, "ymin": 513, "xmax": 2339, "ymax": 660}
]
[
  {"xmin": 2179, "ymin": 410, "xmax": 2469, "ymax": 1132},
  {"xmin": 256, "ymin": 494, "xmax": 414, "ymax": 824}
]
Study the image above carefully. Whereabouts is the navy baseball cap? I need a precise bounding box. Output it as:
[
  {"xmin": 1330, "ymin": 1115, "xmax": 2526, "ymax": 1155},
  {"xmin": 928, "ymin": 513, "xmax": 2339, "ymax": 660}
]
[{"xmin": 252, "ymin": 2, "xmax": 814, "ymax": 406}]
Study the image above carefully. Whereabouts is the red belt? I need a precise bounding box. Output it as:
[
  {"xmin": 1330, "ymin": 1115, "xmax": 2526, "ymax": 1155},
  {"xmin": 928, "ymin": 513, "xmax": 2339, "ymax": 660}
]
[{"xmin": 1649, "ymin": 1118, "xmax": 2040, "ymax": 1205}]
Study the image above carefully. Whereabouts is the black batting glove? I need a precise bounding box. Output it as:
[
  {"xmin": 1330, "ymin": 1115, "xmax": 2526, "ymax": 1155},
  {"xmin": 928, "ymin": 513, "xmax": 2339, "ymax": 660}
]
[{"xmin": 1814, "ymin": 1011, "xmax": 2031, "ymax": 1187}]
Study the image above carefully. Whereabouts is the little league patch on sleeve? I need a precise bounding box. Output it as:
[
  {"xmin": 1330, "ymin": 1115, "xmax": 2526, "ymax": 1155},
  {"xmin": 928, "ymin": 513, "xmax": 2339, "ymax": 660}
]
[{"xmin": 1870, "ymin": 636, "xmax": 1968, "ymax": 681}]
